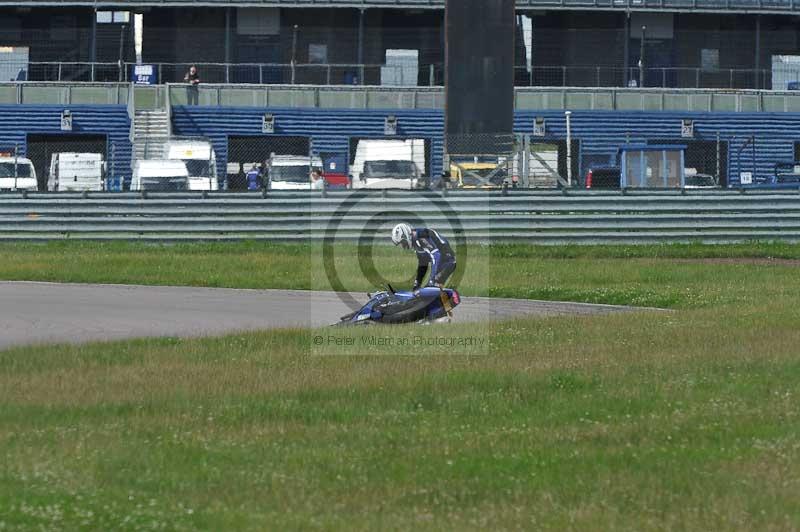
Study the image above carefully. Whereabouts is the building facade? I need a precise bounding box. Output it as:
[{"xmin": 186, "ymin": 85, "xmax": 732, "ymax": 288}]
[{"xmin": 2, "ymin": 2, "xmax": 799, "ymax": 88}]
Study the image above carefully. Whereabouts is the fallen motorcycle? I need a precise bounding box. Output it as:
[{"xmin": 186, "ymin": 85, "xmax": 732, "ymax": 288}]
[{"xmin": 335, "ymin": 285, "xmax": 460, "ymax": 326}]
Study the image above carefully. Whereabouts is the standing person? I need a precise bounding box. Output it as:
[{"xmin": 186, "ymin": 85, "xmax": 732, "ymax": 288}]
[
  {"xmin": 372, "ymin": 223, "xmax": 457, "ymax": 324},
  {"xmin": 183, "ymin": 65, "xmax": 200, "ymax": 105},
  {"xmin": 391, "ymin": 223, "xmax": 456, "ymax": 289},
  {"xmin": 246, "ymin": 164, "xmax": 262, "ymax": 191},
  {"xmin": 311, "ymin": 168, "xmax": 325, "ymax": 190}
]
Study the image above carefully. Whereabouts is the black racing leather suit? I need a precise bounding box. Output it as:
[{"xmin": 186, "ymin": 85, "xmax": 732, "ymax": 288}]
[{"xmin": 411, "ymin": 227, "xmax": 456, "ymax": 289}]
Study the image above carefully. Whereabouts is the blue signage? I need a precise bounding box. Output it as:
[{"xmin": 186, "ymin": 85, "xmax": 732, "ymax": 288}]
[{"xmin": 132, "ymin": 64, "xmax": 157, "ymax": 85}]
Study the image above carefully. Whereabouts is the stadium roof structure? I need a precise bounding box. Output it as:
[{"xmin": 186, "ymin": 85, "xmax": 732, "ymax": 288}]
[{"xmin": 4, "ymin": 0, "xmax": 800, "ymax": 14}]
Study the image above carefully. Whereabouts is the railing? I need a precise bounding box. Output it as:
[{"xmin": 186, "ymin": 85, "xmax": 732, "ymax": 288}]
[
  {"xmin": 4, "ymin": 82, "xmax": 800, "ymax": 113},
  {"xmin": 3, "ymin": 61, "xmax": 434, "ymax": 87},
  {"xmin": 2, "ymin": 62, "xmax": 126, "ymax": 83},
  {"xmin": 4, "ymin": 0, "xmax": 800, "ymax": 14},
  {"xmin": 0, "ymin": 82, "xmax": 131, "ymax": 105},
  {"xmin": 4, "ymin": 60, "xmax": 800, "ymax": 90},
  {"xmin": 2, "ymin": 189, "xmax": 800, "ymax": 244},
  {"xmin": 517, "ymin": 66, "xmax": 790, "ymax": 91}
]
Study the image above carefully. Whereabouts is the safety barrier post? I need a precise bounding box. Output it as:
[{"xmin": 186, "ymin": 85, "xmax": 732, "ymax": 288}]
[
  {"xmin": 13, "ymin": 143, "xmax": 19, "ymax": 191},
  {"xmin": 110, "ymin": 143, "xmax": 116, "ymax": 192}
]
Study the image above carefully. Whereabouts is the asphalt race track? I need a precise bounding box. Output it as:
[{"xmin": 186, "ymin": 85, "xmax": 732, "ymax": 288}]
[{"xmin": 0, "ymin": 281, "xmax": 643, "ymax": 350}]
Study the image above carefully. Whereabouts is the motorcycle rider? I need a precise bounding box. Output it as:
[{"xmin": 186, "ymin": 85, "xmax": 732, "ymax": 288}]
[
  {"xmin": 369, "ymin": 224, "xmax": 457, "ymax": 323},
  {"xmin": 391, "ymin": 223, "xmax": 456, "ymax": 290}
]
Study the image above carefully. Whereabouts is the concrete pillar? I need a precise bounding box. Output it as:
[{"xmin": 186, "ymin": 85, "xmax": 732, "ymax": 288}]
[
  {"xmin": 225, "ymin": 8, "xmax": 233, "ymax": 64},
  {"xmin": 357, "ymin": 9, "xmax": 365, "ymax": 63},
  {"xmin": 90, "ymin": 8, "xmax": 97, "ymax": 64},
  {"xmin": 754, "ymin": 14, "xmax": 761, "ymax": 89},
  {"xmin": 357, "ymin": 8, "xmax": 366, "ymax": 85},
  {"xmin": 623, "ymin": 12, "xmax": 630, "ymax": 86}
]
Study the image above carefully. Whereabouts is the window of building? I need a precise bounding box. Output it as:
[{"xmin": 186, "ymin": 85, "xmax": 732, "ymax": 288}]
[
  {"xmin": 701, "ymin": 49, "xmax": 720, "ymax": 71},
  {"xmin": 308, "ymin": 44, "xmax": 328, "ymax": 64},
  {"xmin": 97, "ymin": 11, "xmax": 130, "ymax": 24}
]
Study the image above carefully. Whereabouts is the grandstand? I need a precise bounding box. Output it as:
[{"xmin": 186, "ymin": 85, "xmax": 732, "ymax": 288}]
[
  {"xmin": 1, "ymin": 0, "xmax": 800, "ymax": 191},
  {"xmin": 1, "ymin": 1, "xmax": 799, "ymax": 89}
]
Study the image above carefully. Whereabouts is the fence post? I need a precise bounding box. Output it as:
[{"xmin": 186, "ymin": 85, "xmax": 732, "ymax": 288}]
[
  {"xmin": 58, "ymin": 63, "xmax": 63, "ymax": 82},
  {"xmin": 226, "ymin": 64, "xmax": 230, "ymax": 84},
  {"xmin": 309, "ymin": 139, "xmax": 314, "ymax": 193},
  {"xmin": 695, "ymin": 68, "xmax": 700, "ymax": 88},
  {"xmin": 259, "ymin": 65, "xmax": 263, "ymax": 85},
  {"xmin": 522, "ymin": 134, "xmax": 531, "ymax": 188},
  {"xmin": 14, "ymin": 143, "xmax": 19, "ymax": 191},
  {"xmin": 326, "ymin": 64, "xmax": 331, "ymax": 85},
  {"xmin": 290, "ymin": 24, "xmax": 298, "ymax": 85},
  {"xmin": 110, "ymin": 142, "xmax": 116, "ymax": 191},
  {"xmin": 716, "ymin": 132, "xmax": 721, "ymax": 185},
  {"xmin": 565, "ymin": 111, "xmax": 573, "ymax": 187}
]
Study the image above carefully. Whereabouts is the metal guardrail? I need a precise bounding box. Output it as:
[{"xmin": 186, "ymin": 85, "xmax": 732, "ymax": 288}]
[
  {"xmin": 1, "ymin": 189, "xmax": 800, "ymax": 243},
  {"xmin": 5, "ymin": 82, "xmax": 800, "ymax": 113},
  {"xmin": 5, "ymin": 61, "xmax": 800, "ymax": 90},
  {"xmin": 4, "ymin": 0, "xmax": 799, "ymax": 14},
  {"xmin": 164, "ymin": 83, "xmax": 800, "ymax": 113}
]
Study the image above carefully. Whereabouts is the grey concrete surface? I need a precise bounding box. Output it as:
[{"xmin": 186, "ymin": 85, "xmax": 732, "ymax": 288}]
[{"xmin": 0, "ymin": 282, "xmax": 642, "ymax": 350}]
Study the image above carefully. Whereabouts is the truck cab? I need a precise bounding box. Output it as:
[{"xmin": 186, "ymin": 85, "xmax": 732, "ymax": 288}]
[
  {"xmin": 131, "ymin": 160, "xmax": 190, "ymax": 191},
  {"xmin": 350, "ymin": 139, "xmax": 424, "ymax": 190},
  {"xmin": 164, "ymin": 137, "xmax": 219, "ymax": 191},
  {"xmin": 0, "ymin": 157, "xmax": 37, "ymax": 191},
  {"xmin": 267, "ymin": 155, "xmax": 323, "ymax": 190}
]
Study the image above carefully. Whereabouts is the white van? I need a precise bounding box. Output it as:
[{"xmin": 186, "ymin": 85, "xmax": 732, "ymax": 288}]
[
  {"xmin": 267, "ymin": 155, "xmax": 323, "ymax": 190},
  {"xmin": 131, "ymin": 160, "xmax": 189, "ymax": 191},
  {"xmin": 350, "ymin": 139, "xmax": 424, "ymax": 189},
  {"xmin": 164, "ymin": 137, "xmax": 218, "ymax": 191},
  {"xmin": 48, "ymin": 153, "xmax": 105, "ymax": 192},
  {"xmin": 0, "ymin": 157, "xmax": 37, "ymax": 191}
]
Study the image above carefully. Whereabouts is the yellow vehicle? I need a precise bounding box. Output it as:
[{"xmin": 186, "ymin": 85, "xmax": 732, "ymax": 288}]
[{"xmin": 448, "ymin": 159, "xmax": 513, "ymax": 189}]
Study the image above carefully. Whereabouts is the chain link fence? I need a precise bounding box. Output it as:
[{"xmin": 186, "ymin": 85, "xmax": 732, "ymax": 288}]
[
  {"xmin": 439, "ymin": 132, "xmax": 738, "ymax": 190},
  {"xmin": 442, "ymin": 134, "xmax": 580, "ymax": 190},
  {"xmin": 226, "ymin": 135, "xmax": 320, "ymax": 191},
  {"xmin": 0, "ymin": 138, "xmax": 123, "ymax": 193},
  {"xmin": 577, "ymin": 133, "xmax": 730, "ymax": 189},
  {"xmin": 1, "ymin": 131, "xmax": 792, "ymax": 193}
]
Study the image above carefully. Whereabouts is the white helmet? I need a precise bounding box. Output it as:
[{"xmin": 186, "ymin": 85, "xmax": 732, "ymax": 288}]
[{"xmin": 391, "ymin": 223, "xmax": 413, "ymax": 247}]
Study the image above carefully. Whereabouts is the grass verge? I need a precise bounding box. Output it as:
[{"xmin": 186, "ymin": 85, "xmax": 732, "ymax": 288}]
[
  {"xmin": 2, "ymin": 240, "xmax": 800, "ymax": 308},
  {"xmin": 0, "ymin": 242, "xmax": 799, "ymax": 529}
]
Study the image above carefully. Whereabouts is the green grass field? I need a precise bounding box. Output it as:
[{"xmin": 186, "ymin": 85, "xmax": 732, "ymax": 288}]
[{"xmin": 1, "ymin": 242, "xmax": 799, "ymax": 530}]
